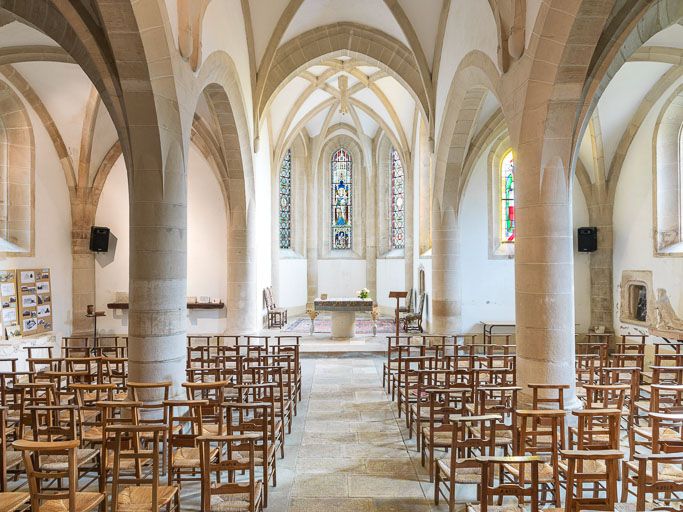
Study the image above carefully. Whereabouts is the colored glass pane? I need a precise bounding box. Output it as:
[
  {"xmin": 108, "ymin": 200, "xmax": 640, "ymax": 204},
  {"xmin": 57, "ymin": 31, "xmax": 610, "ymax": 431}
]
[
  {"xmin": 501, "ymin": 150, "xmax": 515, "ymax": 242},
  {"xmin": 390, "ymin": 147, "xmax": 405, "ymax": 249},
  {"xmin": 279, "ymin": 149, "xmax": 292, "ymax": 249},
  {"xmin": 331, "ymin": 148, "xmax": 352, "ymax": 250}
]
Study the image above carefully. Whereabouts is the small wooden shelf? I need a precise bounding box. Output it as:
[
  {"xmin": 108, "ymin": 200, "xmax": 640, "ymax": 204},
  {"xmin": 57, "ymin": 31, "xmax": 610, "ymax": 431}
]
[{"xmin": 107, "ymin": 302, "xmax": 224, "ymax": 310}]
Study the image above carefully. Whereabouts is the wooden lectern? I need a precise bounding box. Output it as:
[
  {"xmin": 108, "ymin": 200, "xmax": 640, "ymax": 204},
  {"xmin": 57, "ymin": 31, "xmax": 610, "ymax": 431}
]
[{"xmin": 389, "ymin": 291, "xmax": 408, "ymax": 338}]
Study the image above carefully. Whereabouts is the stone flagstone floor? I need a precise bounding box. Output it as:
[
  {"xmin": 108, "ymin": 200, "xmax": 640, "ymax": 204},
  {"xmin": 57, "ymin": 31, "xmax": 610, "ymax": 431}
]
[{"xmin": 181, "ymin": 354, "xmax": 454, "ymax": 511}]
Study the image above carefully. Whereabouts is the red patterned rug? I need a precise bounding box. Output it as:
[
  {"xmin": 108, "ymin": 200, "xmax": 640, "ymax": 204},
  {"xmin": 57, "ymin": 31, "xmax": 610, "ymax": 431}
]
[{"xmin": 284, "ymin": 317, "xmax": 396, "ymax": 334}]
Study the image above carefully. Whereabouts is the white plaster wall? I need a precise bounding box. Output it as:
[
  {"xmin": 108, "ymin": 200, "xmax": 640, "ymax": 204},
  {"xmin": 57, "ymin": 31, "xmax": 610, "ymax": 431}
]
[
  {"xmin": 94, "ymin": 147, "xmax": 228, "ymax": 334},
  {"xmin": 201, "ymin": 0, "xmax": 254, "ymax": 136},
  {"xmin": 318, "ymin": 260, "xmax": 366, "ymax": 298},
  {"xmin": 459, "ymin": 154, "xmax": 514, "ymax": 333},
  {"xmin": 377, "ymin": 258, "xmax": 405, "ymax": 309},
  {"xmin": 612, "ymin": 86, "xmax": 683, "ymax": 334},
  {"xmin": 278, "ymin": 258, "xmax": 307, "ymax": 308},
  {"xmin": 435, "ymin": 0, "xmax": 498, "ymax": 140},
  {"xmin": 0, "ymin": 102, "xmax": 72, "ymax": 339},
  {"xmin": 572, "ymin": 179, "xmax": 591, "ymax": 332}
]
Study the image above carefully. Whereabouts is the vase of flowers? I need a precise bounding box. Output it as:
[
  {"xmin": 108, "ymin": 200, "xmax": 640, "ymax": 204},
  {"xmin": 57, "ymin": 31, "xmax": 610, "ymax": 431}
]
[{"xmin": 357, "ymin": 288, "xmax": 370, "ymax": 300}]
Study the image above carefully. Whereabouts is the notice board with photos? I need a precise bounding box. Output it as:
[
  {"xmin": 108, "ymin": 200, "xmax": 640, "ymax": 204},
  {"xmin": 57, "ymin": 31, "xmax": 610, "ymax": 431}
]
[{"xmin": 0, "ymin": 268, "xmax": 52, "ymax": 338}]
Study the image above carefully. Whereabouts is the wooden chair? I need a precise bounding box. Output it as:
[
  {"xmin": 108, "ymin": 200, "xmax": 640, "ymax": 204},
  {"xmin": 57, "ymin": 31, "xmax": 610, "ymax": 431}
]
[
  {"xmin": 183, "ymin": 381, "xmax": 227, "ymax": 436},
  {"xmin": 568, "ymin": 408, "xmax": 622, "ymax": 452},
  {"xmin": 420, "ymin": 386, "xmax": 473, "ymax": 482},
  {"xmin": 107, "ymin": 424, "xmax": 179, "ymax": 512},
  {"xmin": 27, "ymin": 404, "xmax": 100, "ymax": 489},
  {"xmin": 434, "ymin": 414, "xmax": 499, "ymax": 512},
  {"xmin": 198, "ymin": 434, "xmax": 264, "ymax": 512},
  {"xmin": 513, "ymin": 409, "xmax": 565, "ymax": 507},
  {"xmin": 474, "ymin": 386, "xmax": 521, "ymax": 455},
  {"xmin": 621, "ymin": 450, "xmax": 683, "ymax": 508},
  {"xmin": 631, "ymin": 411, "xmax": 683, "ymax": 460},
  {"xmin": 96, "ymin": 400, "xmax": 145, "ymax": 493},
  {"xmin": 224, "ymin": 402, "xmax": 277, "ymax": 507},
  {"xmin": 0, "ymin": 408, "xmax": 21, "ymax": 494},
  {"xmin": 14, "ymin": 438, "xmax": 103, "ymax": 512},
  {"xmin": 165, "ymin": 399, "xmax": 209, "ymax": 487},
  {"xmin": 402, "ymin": 293, "xmax": 425, "ymax": 332},
  {"xmin": 467, "ymin": 455, "xmax": 542, "ymax": 512},
  {"xmin": 128, "ymin": 381, "xmax": 173, "ymax": 474},
  {"xmin": 555, "ymin": 449, "xmax": 623, "ymax": 511},
  {"xmin": 264, "ymin": 287, "xmax": 287, "ymax": 328}
]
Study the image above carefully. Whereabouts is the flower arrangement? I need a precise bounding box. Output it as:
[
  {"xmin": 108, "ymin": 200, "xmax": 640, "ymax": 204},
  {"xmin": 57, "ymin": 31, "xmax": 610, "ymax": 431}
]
[{"xmin": 357, "ymin": 288, "xmax": 370, "ymax": 300}]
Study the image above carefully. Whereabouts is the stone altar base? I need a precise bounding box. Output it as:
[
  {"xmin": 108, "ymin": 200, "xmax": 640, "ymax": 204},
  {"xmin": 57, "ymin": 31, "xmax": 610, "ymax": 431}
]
[{"xmin": 330, "ymin": 311, "xmax": 356, "ymax": 339}]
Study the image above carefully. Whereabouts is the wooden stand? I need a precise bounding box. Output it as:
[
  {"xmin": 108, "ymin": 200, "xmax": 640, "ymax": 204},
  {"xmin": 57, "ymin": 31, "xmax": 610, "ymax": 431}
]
[
  {"xmin": 389, "ymin": 291, "xmax": 408, "ymax": 338},
  {"xmin": 86, "ymin": 311, "xmax": 105, "ymax": 345}
]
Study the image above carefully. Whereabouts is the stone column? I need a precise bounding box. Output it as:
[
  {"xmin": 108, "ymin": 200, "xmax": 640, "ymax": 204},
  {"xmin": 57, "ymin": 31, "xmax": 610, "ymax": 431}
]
[
  {"xmin": 71, "ymin": 207, "xmax": 95, "ymax": 335},
  {"xmin": 70, "ymin": 193, "xmax": 96, "ymax": 335},
  {"xmin": 588, "ymin": 191, "xmax": 614, "ymax": 332},
  {"xmin": 226, "ymin": 203, "xmax": 258, "ymax": 333},
  {"xmin": 515, "ymin": 150, "xmax": 580, "ymax": 409},
  {"xmin": 366, "ymin": 163, "xmax": 377, "ymax": 301},
  {"xmin": 431, "ymin": 203, "xmax": 461, "ymax": 333},
  {"xmin": 306, "ymin": 158, "xmax": 318, "ymax": 306},
  {"xmin": 127, "ymin": 145, "xmax": 187, "ymax": 396}
]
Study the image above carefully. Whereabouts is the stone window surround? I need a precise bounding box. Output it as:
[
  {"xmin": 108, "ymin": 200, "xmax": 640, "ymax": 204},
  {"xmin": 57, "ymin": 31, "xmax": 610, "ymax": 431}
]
[
  {"xmin": 618, "ymin": 270, "xmax": 655, "ymax": 327},
  {"xmin": 277, "ymin": 137, "xmax": 307, "ymax": 258},
  {"xmin": 318, "ymin": 136, "xmax": 365, "ymax": 260},
  {"xmin": 653, "ymin": 85, "xmax": 683, "ymax": 257},
  {"xmin": 0, "ymin": 79, "xmax": 34, "ymax": 256},
  {"xmin": 377, "ymin": 136, "xmax": 406, "ymax": 259},
  {"xmin": 487, "ymin": 136, "xmax": 514, "ymax": 260}
]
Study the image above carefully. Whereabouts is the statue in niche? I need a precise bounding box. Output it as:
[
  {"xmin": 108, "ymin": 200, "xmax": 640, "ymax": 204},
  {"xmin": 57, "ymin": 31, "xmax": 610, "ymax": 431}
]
[{"xmin": 654, "ymin": 288, "xmax": 683, "ymax": 331}]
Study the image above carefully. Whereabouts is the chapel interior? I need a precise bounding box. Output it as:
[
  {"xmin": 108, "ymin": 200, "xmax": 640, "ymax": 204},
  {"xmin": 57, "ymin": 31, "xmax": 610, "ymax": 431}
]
[{"xmin": 0, "ymin": 1, "xmax": 681, "ymax": 511}]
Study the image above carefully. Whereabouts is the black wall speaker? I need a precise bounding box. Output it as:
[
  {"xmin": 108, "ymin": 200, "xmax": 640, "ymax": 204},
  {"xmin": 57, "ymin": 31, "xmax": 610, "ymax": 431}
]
[
  {"xmin": 578, "ymin": 227, "xmax": 597, "ymax": 252},
  {"xmin": 89, "ymin": 226, "xmax": 110, "ymax": 252}
]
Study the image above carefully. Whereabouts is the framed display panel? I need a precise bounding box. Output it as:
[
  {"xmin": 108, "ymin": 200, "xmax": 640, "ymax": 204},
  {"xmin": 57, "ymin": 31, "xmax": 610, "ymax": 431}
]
[
  {"xmin": 0, "ymin": 270, "xmax": 18, "ymax": 338},
  {"xmin": 17, "ymin": 268, "xmax": 52, "ymax": 335}
]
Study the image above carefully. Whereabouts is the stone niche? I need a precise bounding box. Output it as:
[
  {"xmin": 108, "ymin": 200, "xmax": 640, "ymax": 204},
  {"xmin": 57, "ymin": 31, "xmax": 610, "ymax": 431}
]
[{"xmin": 619, "ymin": 270, "xmax": 655, "ymax": 327}]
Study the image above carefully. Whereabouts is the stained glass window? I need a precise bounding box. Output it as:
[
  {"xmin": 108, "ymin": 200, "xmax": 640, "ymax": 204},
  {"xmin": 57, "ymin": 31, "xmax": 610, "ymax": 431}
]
[
  {"xmin": 390, "ymin": 147, "xmax": 405, "ymax": 249},
  {"xmin": 279, "ymin": 149, "xmax": 292, "ymax": 249},
  {"xmin": 331, "ymin": 148, "xmax": 352, "ymax": 250},
  {"xmin": 501, "ymin": 149, "xmax": 515, "ymax": 243}
]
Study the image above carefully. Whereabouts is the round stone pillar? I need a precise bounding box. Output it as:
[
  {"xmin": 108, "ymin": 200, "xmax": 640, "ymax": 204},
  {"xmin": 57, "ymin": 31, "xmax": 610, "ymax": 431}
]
[
  {"xmin": 431, "ymin": 204, "xmax": 461, "ymax": 333},
  {"xmin": 127, "ymin": 145, "xmax": 187, "ymax": 397},
  {"xmin": 515, "ymin": 150, "xmax": 580, "ymax": 409}
]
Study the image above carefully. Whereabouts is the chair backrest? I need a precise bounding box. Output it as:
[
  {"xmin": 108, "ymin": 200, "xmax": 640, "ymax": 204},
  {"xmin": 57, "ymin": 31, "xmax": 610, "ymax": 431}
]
[
  {"xmin": 448, "ymin": 414, "xmax": 499, "ymax": 474},
  {"xmin": 633, "ymin": 452, "xmax": 683, "ymax": 510},
  {"xmin": 198, "ymin": 434, "xmax": 262, "ymax": 512},
  {"xmin": 648, "ymin": 412, "xmax": 683, "ymax": 452},
  {"xmin": 14, "ymin": 438, "xmax": 84, "ymax": 512},
  {"xmin": 583, "ymin": 383, "xmax": 629, "ymax": 410},
  {"xmin": 529, "ymin": 383, "xmax": 569, "ymax": 410},
  {"xmin": 560, "ymin": 449, "xmax": 623, "ymax": 511},
  {"xmin": 165, "ymin": 399, "xmax": 207, "ymax": 463},
  {"xmin": 28, "ymin": 404, "xmax": 78, "ymax": 443},
  {"xmin": 0, "ymin": 407, "xmax": 11, "ymax": 492},
  {"xmin": 107, "ymin": 424, "xmax": 167, "ymax": 512},
  {"xmin": 264, "ymin": 287, "xmax": 274, "ymax": 310},
  {"xmin": 516, "ymin": 409, "xmax": 565, "ymax": 471},
  {"xmin": 415, "ymin": 293, "xmax": 425, "ymax": 316},
  {"xmin": 183, "ymin": 381, "xmax": 227, "ymax": 427},
  {"xmin": 572, "ymin": 408, "xmax": 621, "ymax": 450},
  {"xmin": 476, "ymin": 455, "xmax": 541, "ymax": 512},
  {"xmin": 128, "ymin": 381, "xmax": 172, "ymax": 424}
]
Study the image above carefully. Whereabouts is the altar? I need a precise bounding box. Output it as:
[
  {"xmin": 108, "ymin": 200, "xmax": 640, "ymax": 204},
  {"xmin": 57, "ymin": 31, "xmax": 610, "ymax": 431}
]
[{"xmin": 313, "ymin": 298, "xmax": 374, "ymax": 339}]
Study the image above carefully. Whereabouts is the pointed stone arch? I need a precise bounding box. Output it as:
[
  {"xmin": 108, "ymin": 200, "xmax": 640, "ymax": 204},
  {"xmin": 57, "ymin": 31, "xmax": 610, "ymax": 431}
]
[{"xmin": 257, "ymin": 22, "xmax": 431, "ymax": 133}]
